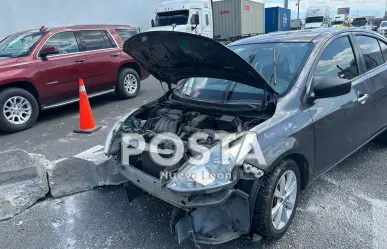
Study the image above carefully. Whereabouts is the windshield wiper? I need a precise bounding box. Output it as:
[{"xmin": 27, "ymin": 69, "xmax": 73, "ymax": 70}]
[
  {"xmin": 248, "ymin": 49, "xmax": 261, "ymax": 64},
  {"xmin": 269, "ymin": 48, "xmax": 277, "ymax": 86}
]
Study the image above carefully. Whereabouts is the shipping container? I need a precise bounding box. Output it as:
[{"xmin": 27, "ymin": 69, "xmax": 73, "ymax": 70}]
[
  {"xmin": 265, "ymin": 7, "xmax": 291, "ymax": 33},
  {"xmin": 213, "ymin": 0, "xmax": 265, "ymax": 41}
]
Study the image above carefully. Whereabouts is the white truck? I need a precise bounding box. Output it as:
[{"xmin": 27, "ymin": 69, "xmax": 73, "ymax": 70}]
[
  {"xmin": 147, "ymin": 0, "xmax": 265, "ymax": 42},
  {"xmin": 304, "ymin": 6, "xmax": 331, "ymax": 29},
  {"xmin": 352, "ymin": 16, "xmax": 374, "ymax": 30},
  {"xmin": 331, "ymin": 14, "xmax": 346, "ymax": 28},
  {"xmin": 290, "ymin": 19, "xmax": 302, "ymax": 30}
]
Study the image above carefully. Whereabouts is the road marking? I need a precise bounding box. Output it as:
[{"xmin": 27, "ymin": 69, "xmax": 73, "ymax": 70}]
[{"xmin": 74, "ymin": 145, "xmax": 104, "ymax": 159}]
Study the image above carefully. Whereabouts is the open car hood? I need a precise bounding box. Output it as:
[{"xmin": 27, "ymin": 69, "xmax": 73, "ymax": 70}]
[{"xmin": 123, "ymin": 31, "xmax": 277, "ymax": 94}]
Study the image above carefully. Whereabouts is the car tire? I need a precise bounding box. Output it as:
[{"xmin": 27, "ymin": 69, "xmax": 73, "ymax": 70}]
[
  {"xmin": 0, "ymin": 88, "xmax": 39, "ymax": 133},
  {"xmin": 250, "ymin": 158, "xmax": 300, "ymax": 240},
  {"xmin": 116, "ymin": 68, "xmax": 141, "ymax": 99}
]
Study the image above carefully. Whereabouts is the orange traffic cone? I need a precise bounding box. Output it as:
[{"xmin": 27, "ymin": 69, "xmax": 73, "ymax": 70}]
[{"xmin": 73, "ymin": 79, "xmax": 102, "ymax": 134}]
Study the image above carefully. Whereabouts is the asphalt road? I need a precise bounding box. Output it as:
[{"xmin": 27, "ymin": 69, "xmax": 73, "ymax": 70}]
[
  {"xmin": 0, "ymin": 76, "xmax": 165, "ymax": 160},
  {"xmin": 1, "ymin": 76, "xmax": 387, "ymax": 249}
]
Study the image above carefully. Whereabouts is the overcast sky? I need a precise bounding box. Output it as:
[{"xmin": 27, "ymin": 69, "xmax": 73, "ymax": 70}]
[{"xmin": 264, "ymin": 0, "xmax": 386, "ymax": 17}]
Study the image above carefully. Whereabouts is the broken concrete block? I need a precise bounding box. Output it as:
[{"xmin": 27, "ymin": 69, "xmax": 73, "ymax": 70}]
[
  {"xmin": 47, "ymin": 146, "xmax": 127, "ymax": 198},
  {"xmin": 0, "ymin": 150, "xmax": 49, "ymax": 221}
]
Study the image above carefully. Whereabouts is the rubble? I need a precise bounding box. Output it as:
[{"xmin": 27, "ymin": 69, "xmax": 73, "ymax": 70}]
[
  {"xmin": 0, "ymin": 150, "xmax": 49, "ymax": 221},
  {"xmin": 46, "ymin": 146, "xmax": 126, "ymax": 198}
]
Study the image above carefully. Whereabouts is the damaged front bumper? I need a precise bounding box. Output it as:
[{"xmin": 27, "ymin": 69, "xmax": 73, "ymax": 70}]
[{"xmin": 119, "ymin": 163, "xmax": 261, "ymax": 245}]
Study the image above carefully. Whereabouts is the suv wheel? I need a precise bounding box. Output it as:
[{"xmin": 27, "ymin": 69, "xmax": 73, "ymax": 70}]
[
  {"xmin": 0, "ymin": 88, "xmax": 39, "ymax": 133},
  {"xmin": 251, "ymin": 158, "xmax": 300, "ymax": 240},
  {"xmin": 116, "ymin": 68, "xmax": 141, "ymax": 99}
]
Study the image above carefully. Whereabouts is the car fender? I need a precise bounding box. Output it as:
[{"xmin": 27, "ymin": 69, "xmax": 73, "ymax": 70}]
[
  {"xmin": 247, "ymin": 88, "xmax": 315, "ymax": 177},
  {"xmin": 0, "ymin": 61, "xmax": 41, "ymax": 100}
]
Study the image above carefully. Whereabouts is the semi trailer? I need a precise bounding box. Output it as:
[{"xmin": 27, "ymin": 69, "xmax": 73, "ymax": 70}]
[{"xmin": 147, "ymin": 0, "xmax": 265, "ymax": 42}]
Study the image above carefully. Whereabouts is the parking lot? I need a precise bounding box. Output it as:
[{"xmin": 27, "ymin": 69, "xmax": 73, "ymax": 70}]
[
  {"xmin": 0, "ymin": 76, "xmax": 386, "ymax": 249},
  {"xmin": 2, "ymin": 1, "xmax": 387, "ymax": 244}
]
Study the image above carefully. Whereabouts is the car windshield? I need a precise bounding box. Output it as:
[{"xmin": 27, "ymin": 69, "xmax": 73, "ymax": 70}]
[
  {"xmin": 155, "ymin": 10, "xmax": 189, "ymax": 27},
  {"xmin": 353, "ymin": 19, "xmax": 367, "ymax": 27},
  {"xmin": 0, "ymin": 31, "xmax": 46, "ymax": 58},
  {"xmin": 381, "ymin": 22, "xmax": 387, "ymax": 27},
  {"xmin": 305, "ymin": 16, "xmax": 324, "ymax": 23},
  {"xmin": 176, "ymin": 43, "xmax": 313, "ymax": 104}
]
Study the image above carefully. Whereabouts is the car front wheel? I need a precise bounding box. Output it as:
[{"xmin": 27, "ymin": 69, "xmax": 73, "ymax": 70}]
[
  {"xmin": 0, "ymin": 88, "xmax": 39, "ymax": 133},
  {"xmin": 251, "ymin": 158, "xmax": 300, "ymax": 240},
  {"xmin": 116, "ymin": 68, "xmax": 141, "ymax": 99}
]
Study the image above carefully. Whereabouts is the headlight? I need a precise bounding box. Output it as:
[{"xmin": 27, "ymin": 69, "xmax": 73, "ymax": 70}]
[
  {"xmin": 167, "ymin": 146, "xmax": 236, "ymax": 193},
  {"xmin": 104, "ymin": 109, "xmax": 138, "ymax": 155}
]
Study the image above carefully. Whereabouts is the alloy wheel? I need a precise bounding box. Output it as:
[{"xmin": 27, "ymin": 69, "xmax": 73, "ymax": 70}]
[
  {"xmin": 3, "ymin": 96, "xmax": 32, "ymax": 125},
  {"xmin": 124, "ymin": 74, "xmax": 138, "ymax": 94},
  {"xmin": 271, "ymin": 170, "xmax": 298, "ymax": 230}
]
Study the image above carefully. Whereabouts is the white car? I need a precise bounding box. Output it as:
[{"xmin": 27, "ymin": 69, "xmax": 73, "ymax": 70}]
[{"xmin": 378, "ymin": 21, "xmax": 387, "ymax": 36}]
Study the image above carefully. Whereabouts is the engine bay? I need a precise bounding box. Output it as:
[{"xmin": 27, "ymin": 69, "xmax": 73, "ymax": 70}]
[{"xmin": 121, "ymin": 100, "xmax": 273, "ymax": 152}]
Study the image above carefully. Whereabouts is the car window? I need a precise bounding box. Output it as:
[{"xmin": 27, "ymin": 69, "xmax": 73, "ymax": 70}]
[
  {"xmin": 155, "ymin": 10, "xmax": 189, "ymax": 27},
  {"xmin": 102, "ymin": 31, "xmax": 118, "ymax": 48},
  {"xmin": 78, "ymin": 30, "xmax": 111, "ymax": 51},
  {"xmin": 41, "ymin": 31, "xmax": 79, "ymax": 55},
  {"xmin": 177, "ymin": 42, "xmax": 313, "ymax": 103},
  {"xmin": 313, "ymin": 36, "xmax": 359, "ymax": 86},
  {"xmin": 355, "ymin": 36, "xmax": 384, "ymax": 71},
  {"xmin": 115, "ymin": 29, "xmax": 137, "ymax": 42},
  {"xmin": 379, "ymin": 40, "xmax": 387, "ymax": 62}
]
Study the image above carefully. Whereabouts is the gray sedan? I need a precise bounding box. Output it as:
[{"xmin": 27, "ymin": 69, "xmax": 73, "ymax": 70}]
[{"xmin": 104, "ymin": 28, "xmax": 387, "ymax": 245}]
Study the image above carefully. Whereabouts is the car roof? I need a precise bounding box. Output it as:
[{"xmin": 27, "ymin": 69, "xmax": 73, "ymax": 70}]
[
  {"xmin": 230, "ymin": 28, "xmax": 375, "ymax": 45},
  {"xmin": 67, "ymin": 24, "xmax": 136, "ymax": 29},
  {"xmin": 9, "ymin": 25, "xmax": 137, "ymax": 37},
  {"xmin": 46, "ymin": 24, "xmax": 136, "ymax": 32}
]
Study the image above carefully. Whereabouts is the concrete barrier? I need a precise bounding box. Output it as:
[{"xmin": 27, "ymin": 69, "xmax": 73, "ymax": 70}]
[
  {"xmin": 0, "ymin": 150, "xmax": 49, "ymax": 221},
  {"xmin": 46, "ymin": 145, "xmax": 127, "ymax": 198}
]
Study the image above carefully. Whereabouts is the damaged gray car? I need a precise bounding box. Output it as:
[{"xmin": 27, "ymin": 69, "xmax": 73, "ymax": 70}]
[{"xmin": 104, "ymin": 29, "xmax": 387, "ymax": 245}]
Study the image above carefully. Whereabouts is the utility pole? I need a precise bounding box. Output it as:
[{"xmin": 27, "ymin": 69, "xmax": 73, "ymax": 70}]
[
  {"xmin": 284, "ymin": 0, "xmax": 288, "ymax": 9},
  {"xmin": 296, "ymin": 0, "xmax": 301, "ymax": 19},
  {"xmin": 385, "ymin": 0, "xmax": 387, "ymax": 18}
]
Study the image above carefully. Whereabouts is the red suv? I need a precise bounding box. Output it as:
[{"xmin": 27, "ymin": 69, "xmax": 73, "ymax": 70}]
[{"xmin": 0, "ymin": 25, "xmax": 150, "ymax": 133}]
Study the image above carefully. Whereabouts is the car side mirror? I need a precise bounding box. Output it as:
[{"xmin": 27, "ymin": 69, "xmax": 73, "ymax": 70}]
[
  {"xmin": 312, "ymin": 77, "xmax": 351, "ymax": 100},
  {"xmin": 191, "ymin": 14, "xmax": 199, "ymax": 25},
  {"xmin": 40, "ymin": 46, "xmax": 59, "ymax": 58},
  {"xmin": 151, "ymin": 19, "xmax": 155, "ymax": 28}
]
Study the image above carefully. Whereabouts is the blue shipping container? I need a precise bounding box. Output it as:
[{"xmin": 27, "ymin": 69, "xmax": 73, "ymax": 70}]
[{"xmin": 265, "ymin": 7, "xmax": 291, "ymax": 33}]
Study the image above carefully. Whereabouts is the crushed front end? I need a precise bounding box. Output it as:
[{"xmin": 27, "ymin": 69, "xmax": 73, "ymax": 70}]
[{"xmin": 104, "ymin": 98, "xmax": 272, "ymax": 245}]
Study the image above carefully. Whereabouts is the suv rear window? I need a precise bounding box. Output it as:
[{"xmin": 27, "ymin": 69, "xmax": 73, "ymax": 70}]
[
  {"xmin": 78, "ymin": 30, "xmax": 117, "ymax": 51},
  {"xmin": 115, "ymin": 29, "xmax": 137, "ymax": 42}
]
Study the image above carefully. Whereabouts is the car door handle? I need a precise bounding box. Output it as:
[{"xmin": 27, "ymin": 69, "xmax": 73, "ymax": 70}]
[
  {"xmin": 110, "ymin": 54, "xmax": 119, "ymax": 58},
  {"xmin": 75, "ymin": 59, "xmax": 86, "ymax": 63},
  {"xmin": 357, "ymin": 93, "xmax": 369, "ymax": 104}
]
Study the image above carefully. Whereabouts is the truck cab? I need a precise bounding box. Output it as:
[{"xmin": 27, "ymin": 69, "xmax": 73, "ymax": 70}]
[
  {"xmin": 331, "ymin": 14, "xmax": 347, "ymax": 28},
  {"xmin": 352, "ymin": 17, "xmax": 374, "ymax": 30},
  {"xmin": 147, "ymin": 0, "xmax": 214, "ymax": 38},
  {"xmin": 304, "ymin": 6, "xmax": 330, "ymax": 29}
]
